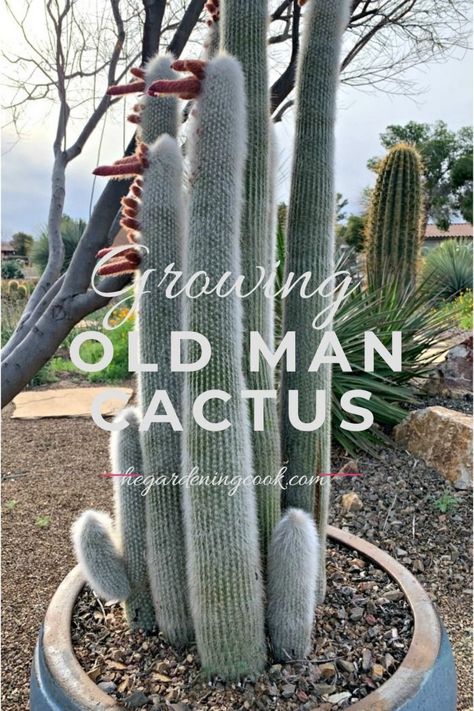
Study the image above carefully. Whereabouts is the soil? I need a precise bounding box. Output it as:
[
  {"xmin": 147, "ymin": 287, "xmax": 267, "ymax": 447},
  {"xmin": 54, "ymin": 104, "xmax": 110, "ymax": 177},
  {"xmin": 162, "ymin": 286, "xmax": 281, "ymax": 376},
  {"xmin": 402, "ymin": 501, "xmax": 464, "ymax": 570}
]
[
  {"xmin": 1, "ymin": 391, "xmax": 472, "ymax": 710},
  {"xmin": 71, "ymin": 542, "xmax": 412, "ymax": 710}
]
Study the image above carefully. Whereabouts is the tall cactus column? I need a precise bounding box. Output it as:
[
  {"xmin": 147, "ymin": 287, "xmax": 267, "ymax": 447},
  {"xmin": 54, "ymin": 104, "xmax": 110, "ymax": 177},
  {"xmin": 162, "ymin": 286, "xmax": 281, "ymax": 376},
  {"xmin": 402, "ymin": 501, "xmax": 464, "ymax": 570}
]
[
  {"xmin": 137, "ymin": 131, "xmax": 194, "ymax": 647},
  {"xmin": 280, "ymin": 0, "xmax": 350, "ymax": 603},
  {"xmin": 221, "ymin": 0, "xmax": 281, "ymax": 561},
  {"xmin": 122, "ymin": 55, "xmax": 195, "ymax": 646},
  {"xmin": 181, "ymin": 55, "xmax": 266, "ymax": 680},
  {"xmin": 365, "ymin": 143, "xmax": 423, "ymax": 290}
]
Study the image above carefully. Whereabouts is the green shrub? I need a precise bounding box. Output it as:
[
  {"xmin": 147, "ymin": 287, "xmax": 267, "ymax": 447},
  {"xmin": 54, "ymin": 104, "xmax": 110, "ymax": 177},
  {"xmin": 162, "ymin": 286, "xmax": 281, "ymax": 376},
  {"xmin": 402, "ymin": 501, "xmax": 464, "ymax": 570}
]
[
  {"xmin": 422, "ymin": 239, "xmax": 473, "ymax": 302},
  {"xmin": 32, "ymin": 215, "xmax": 86, "ymax": 275},
  {"xmin": 78, "ymin": 319, "xmax": 133, "ymax": 383},
  {"xmin": 436, "ymin": 290, "xmax": 473, "ymax": 331},
  {"xmin": 1, "ymin": 261, "xmax": 24, "ymax": 279}
]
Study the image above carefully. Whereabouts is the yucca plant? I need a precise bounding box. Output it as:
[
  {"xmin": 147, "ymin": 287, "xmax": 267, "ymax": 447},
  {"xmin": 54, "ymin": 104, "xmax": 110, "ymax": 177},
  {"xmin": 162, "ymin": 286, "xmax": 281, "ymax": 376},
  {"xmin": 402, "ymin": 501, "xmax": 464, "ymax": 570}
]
[
  {"xmin": 422, "ymin": 239, "xmax": 473, "ymax": 302},
  {"xmin": 332, "ymin": 270, "xmax": 457, "ymax": 454}
]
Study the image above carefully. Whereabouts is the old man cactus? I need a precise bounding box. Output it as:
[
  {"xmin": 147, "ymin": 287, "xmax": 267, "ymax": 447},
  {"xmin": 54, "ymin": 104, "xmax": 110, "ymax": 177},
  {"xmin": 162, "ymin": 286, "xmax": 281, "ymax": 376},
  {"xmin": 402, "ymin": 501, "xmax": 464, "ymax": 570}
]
[{"xmin": 72, "ymin": 0, "xmax": 350, "ymax": 680}]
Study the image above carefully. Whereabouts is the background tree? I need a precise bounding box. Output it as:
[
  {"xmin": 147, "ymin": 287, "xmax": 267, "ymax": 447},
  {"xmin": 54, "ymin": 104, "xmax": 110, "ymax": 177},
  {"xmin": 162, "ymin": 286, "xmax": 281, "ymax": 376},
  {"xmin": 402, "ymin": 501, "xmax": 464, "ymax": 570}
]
[
  {"xmin": 1, "ymin": 0, "xmax": 472, "ymax": 405},
  {"xmin": 10, "ymin": 232, "xmax": 34, "ymax": 257},
  {"xmin": 31, "ymin": 216, "xmax": 86, "ymax": 275},
  {"xmin": 336, "ymin": 192, "xmax": 348, "ymax": 222},
  {"xmin": 369, "ymin": 121, "xmax": 473, "ymax": 229},
  {"xmin": 337, "ymin": 214, "xmax": 366, "ymax": 251}
]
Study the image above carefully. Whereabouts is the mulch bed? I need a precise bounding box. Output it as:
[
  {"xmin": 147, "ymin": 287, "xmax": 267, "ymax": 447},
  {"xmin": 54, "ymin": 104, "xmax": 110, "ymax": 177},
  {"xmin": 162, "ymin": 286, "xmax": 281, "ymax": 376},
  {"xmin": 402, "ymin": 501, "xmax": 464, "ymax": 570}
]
[
  {"xmin": 72, "ymin": 543, "xmax": 412, "ymax": 710},
  {"xmin": 1, "ymin": 391, "xmax": 472, "ymax": 710}
]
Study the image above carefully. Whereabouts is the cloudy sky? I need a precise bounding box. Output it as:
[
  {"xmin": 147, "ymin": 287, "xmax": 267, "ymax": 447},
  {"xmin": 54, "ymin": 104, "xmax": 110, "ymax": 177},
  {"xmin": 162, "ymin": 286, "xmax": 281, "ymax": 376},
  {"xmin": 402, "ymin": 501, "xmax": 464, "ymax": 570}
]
[{"xmin": 1, "ymin": 5, "xmax": 472, "ymax": 241}]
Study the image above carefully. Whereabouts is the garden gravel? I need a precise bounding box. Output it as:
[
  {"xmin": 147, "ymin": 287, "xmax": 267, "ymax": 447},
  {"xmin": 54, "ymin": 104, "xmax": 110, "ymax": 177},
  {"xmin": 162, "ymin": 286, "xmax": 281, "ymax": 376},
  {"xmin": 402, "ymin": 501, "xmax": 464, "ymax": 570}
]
[{"xmin": 1, "ymin": 392, "xmax": 472, "ymax": 710}]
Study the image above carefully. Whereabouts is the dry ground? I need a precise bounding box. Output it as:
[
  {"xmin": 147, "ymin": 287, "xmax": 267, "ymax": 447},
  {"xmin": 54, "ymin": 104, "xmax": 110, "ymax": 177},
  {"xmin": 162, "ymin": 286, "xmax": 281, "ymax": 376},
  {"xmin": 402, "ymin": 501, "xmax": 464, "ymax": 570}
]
[{"xmin": 1, "ymin": 397, "xmax": 472, "ymax": 710}]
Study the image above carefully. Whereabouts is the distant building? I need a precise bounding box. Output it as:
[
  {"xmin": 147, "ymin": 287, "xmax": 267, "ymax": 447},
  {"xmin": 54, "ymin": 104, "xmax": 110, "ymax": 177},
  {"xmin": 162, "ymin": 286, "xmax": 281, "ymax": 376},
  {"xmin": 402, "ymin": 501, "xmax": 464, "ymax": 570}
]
[
  {"xmin": 1, "ymin": 242, "xmax": 17, "ymax": 260},
  {"xmin": 424, "ymin": 223, "xmax": 473, "ymax": 250}
]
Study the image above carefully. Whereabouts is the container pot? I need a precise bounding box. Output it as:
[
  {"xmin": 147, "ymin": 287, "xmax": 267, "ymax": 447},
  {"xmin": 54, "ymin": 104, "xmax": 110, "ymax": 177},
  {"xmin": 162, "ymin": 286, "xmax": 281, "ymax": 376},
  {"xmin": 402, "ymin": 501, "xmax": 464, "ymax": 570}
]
[{"xmin": 30, "ymin": 526, "xmax": 456, "ymax": 711}]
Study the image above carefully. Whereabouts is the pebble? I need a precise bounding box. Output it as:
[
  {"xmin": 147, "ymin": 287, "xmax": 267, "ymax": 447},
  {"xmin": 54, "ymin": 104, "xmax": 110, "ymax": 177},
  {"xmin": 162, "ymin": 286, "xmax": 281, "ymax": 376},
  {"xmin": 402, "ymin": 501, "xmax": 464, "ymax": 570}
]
[
  {"xmin": 337, "ymin": 659, "xmax": 355, "ymax": 674},
  {"xmin": 341, "ymin": 492, "xmax": 363, "ymax": 513},
  {"xmin": 327, "ymin": 691, "xmax": 352, "ymax": 704},
  {"xmin": 269, "ymin": 664, "xmax": 282, "ymax": 677},
  {"xmin": 350, "ymin": 606, "xmax": 364, "ymax": 621},
  {"xmin": 97, "ymin": 680, "xmax": 116, "ymax": 694},
  {"xmin": 319, "ymin": 662, "xmax": 336, "ymax": 678},
  {"xmin": 313, "ymin": 683, "xmax": 336, "ymax": 696},
  {"xmin": 281, "ymin": 683, "xmax": 296, "ymax": 698},
  {"xmin": 362, "ymin": 648, "xmax": 372, "ymax": 671},
  {"xmin": 124, "ymin": 690, "xmax": 149, "ymax": 708},
  {"xmin": 371, "ymin": 663, "xmax": 385, "ymax": 680}
]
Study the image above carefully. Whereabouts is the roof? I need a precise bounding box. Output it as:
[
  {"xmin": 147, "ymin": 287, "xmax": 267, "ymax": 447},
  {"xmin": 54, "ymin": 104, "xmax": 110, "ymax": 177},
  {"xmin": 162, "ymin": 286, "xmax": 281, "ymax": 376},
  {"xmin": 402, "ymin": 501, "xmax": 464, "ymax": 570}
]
[
  {"xmin": 425, "ymin": 223, "xmax": 473, "ymax": 239},
  {"xmin": 1, "ymin": 242, "xmax": 15, "ymax": 252}
]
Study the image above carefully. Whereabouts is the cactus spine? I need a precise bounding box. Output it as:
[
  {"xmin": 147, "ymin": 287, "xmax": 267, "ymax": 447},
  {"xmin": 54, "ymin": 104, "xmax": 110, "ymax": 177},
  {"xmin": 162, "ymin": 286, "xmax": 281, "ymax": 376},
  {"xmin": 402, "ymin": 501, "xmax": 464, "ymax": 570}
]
[
  {"xmin": 182, "ymin": 55, "xmax": 266, "ymax": 680},
  {"xmin": 365, "ymin": 143, "xmax": 423, "ymax": 290},
  {"xmin": 267, "ymin": 509, "xmax": 319, "ymax": 660},
  {"xmin": 137, "ymin": 133, "xmax": 193, "ymax": 647},
  {"xmin": 280, "ymin": 0, "xmax": 350, "ymax": 604},
  {"xmin": 111, "ymin": 408, "xmax": 155, "ymax": 630},
  {"xmin": 221, "ymin": 0, "xmax": 281, "ymax": 561}
]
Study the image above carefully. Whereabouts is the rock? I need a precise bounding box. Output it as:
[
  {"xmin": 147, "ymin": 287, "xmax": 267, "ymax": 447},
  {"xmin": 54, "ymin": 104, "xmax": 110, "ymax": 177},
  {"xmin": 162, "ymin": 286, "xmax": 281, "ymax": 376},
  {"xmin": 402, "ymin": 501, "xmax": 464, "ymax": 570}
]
[
  {"xmin": 97, "ymin": 681, "xmax": 117, "ymax": 694},
  {"xmin": 341, "ymin": 492, "xmax": 363, "ymax": 512},
  {"xmin": 327, "ymin": 691, "xmax": 352, "ymax": 705},
  {"xmin": 267, "ymin": 684, "xmax": 279, "ymax": 697},
  {"xmin": 337, "ymin": 659, "xmax": 355, "ymax": 674},
  {"xmin": 269, "ymin": 663, "xmax": 282, "ymax": 677},
  {"xmin": 371, "ymin": 663, "xmax": 385, "ymax": 681},
  {"xmin": 394, "ymin": 407, "xmax": 473, "ymax": 489},
  {"xmin": 350, "ymin": 606, "xmax": 364, "ymax": 621},
  {"xmin": 384, "ymin": 653, "xmax": 396, "ymax": 669},
  {"xmin": 440, "ymin": 336, "xmax": 473, "ymax": 393},
  {"xmin": 318, "ymin": 662, "xmax": 336, "ymax": 678},
  {"xmin": 124, "ymin": 690, "xmax": 149, "ymax": 708},
  {"xmin": 313, "ymin": 684, "xmax": 336, "ymax": 696},
  {"xmin": 362, "ymin": 649, "xmax": 372, "ymax": 671},
  {"xmin": 281, "ymin": 683, "xmax": 296, "ymax": 698},
  {"xmin": 383, "ymin": 590, "xmax": 404, "ymax": 602}
]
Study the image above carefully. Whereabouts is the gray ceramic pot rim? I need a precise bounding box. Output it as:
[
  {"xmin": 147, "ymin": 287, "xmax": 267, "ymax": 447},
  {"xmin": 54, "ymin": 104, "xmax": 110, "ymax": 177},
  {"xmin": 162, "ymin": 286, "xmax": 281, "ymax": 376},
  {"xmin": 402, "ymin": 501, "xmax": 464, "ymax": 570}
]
[{"xmin": 41, "ymin": 525, "xmax": 442, "ymax": 711}]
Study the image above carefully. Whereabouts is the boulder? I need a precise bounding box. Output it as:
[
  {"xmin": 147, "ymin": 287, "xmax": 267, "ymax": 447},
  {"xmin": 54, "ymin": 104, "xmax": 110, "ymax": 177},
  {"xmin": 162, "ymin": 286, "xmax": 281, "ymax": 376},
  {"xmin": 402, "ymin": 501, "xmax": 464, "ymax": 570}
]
[{"xmin": 394, "ymin": 406, "xmax": 473, "ymax": 489}]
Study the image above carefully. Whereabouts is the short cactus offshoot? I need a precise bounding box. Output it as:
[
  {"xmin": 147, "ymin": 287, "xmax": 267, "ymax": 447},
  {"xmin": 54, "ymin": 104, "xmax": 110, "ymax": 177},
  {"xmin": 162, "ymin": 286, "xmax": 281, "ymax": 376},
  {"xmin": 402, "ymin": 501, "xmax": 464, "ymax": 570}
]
[{"xmin": 73, "ymin": 0, "xmax": 350, "ymax": 681}]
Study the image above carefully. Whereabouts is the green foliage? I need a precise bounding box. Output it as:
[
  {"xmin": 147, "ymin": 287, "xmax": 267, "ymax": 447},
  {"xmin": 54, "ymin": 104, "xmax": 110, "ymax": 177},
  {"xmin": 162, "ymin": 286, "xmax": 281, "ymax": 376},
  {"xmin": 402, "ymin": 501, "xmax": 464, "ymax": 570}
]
[
  {"xmin": 1, "ymin": 260, "xmax": 24, "ymax": 279},
  {"xmin": 337, "ymin": 214, "xmax": 366, "ymax": 251},
  {"xmin": 79, "ymin": 320, "xmax": 133, "ymax": 383},
  {"xmin": 336, "ymin": 192, "xmax": 348, "ymax": 222},
  {"xmin": 5, "ymin": 499, "xmax": 17, "ymax": 511},
  {"xmin": 332, "ymin": 271, "xmax": 457, "ymax": 454},
  {"xmin": 369, "ymin": 121, "xmax": 473, "ymax": 229},
  {"xmin": 422, "ymin": 239, "xmax": 473, "ymax": 302},
  {"xmin": 11, "ymin": 232, "xmax": 34, "ymax": 256},
  {"xmin": 35, "ymin": 514, "xmax": 51, "ymax": 529},
  {"xmin": 365, "ymin": 143, "xmax": 423, "ymax": 291},
  {"xmin": 434, "ymin": 491, "xmax": 459, "ymax": 514},
  {"xmin": 31, "ymin": 215, "xmax": 86, "ymax": 275},
  {"xmin": 436, "ymin": 290, "xmax": 473, "ymax": 331}
]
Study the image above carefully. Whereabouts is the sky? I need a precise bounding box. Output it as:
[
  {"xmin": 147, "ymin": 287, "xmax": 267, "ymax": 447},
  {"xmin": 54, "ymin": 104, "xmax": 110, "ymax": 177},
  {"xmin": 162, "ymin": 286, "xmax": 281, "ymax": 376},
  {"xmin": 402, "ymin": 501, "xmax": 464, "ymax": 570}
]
[{"xmin": 1, "ymin": 7, "xmax": 472, "ymax": 241}]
